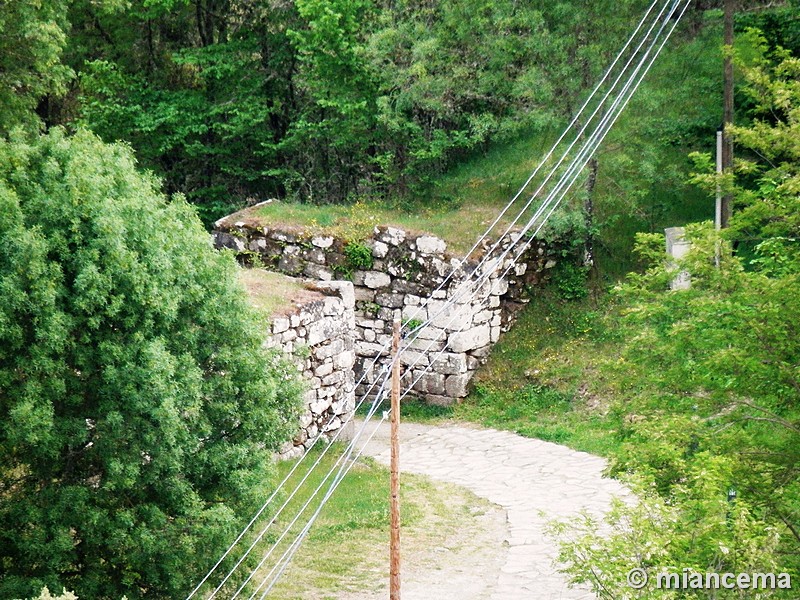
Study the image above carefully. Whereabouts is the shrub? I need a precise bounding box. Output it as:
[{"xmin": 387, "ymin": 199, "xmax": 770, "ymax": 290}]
[{"xmin": 0, "ymin": 129, "xmax": 300, "ymax": 599}]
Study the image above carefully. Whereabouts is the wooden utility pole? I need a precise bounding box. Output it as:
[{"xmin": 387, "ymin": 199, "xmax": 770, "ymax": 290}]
[
  {"xmin": 389, "ymin": 319, "xmax": 401, "ymax": 600},
  {"xmin": 721, "ymin": 0, "xmax": 736, "ymax": 228}
]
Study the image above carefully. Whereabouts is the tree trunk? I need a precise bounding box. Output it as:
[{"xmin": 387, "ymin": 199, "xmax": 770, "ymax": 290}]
[
  {"xmin": 721, "ymin": 0, "xmax": 736, "ymax": 228},
  {"xmin": 584, "ymin": 157, "xmax": 598, "ymax": 275}
]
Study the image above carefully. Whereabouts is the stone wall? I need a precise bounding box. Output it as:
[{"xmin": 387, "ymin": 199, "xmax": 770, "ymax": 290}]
[
  {"xmin": 263, "ymin": 280, "xmax": 356, "ymax": 460},
  {"xmin": 217, "ymin": 215, "xmax": 559, "ymax": 406}
]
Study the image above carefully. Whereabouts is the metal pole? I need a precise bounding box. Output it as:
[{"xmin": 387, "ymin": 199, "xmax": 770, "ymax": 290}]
[{"xmin": 389, "ymin": 319, "xmax": 401, "ymax": 600}]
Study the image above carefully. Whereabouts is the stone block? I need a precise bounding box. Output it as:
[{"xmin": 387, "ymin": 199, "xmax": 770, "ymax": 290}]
[
  {"xmin": 302, "ymin": 248, "xmax": 327, "ymax": 264},
  {"xmin": 322, "ymin": 371, "xmax": 345, "ymax": 387},
  {"xmin": 491, "ymin": 278, "xmax": 509, "ymax": 296},
  {"xmin": 431, "ymin": 353, "xmax": 468, "ymax": 375},
  {"xmin": 304, "ymin": 263, "xmax": 333, "ymax": 281},
  {"xmin": 377, "ymin": 307, "xmax": 395, "ymax": 322},
  {"xmin": 307, "ymin": 320, "xmax": 335, "ymax": 347},
  {"xmin": 473, "ymin": 309, "xmax": 494, "ymax": 324},
  {"xmin": 315, "ymin": 280, "xmax": 356, "ymax": 309},
  {"xmin": 315, "ymin": 338, "xmax": 345, "ymax": 360},
  {"xmin": 404, "ymin": 294, "xmax": 422, "ymax": 306},
  {"xmin": 354, "ymin": 287, "xmax": 376, "ymax": 303},
  {"xmin": 272, "ymin": 316, "xmax": 290, "ymax": 334},
  {"xmin": 314, "ymin": 362, "xmax": 334, "ymax": 378},
  {"xmin": 402, "ymin": 305, "xmax": 426, "ymax": 324},
  {"xmin": 371, "ymin": 240, "xmax": 389, "ymax": 258},
  {"xmin": 400, "ymin": 349, "xmax": 430, "ymax": 368},
  {"xmin": 278, "ymin": 254, "xmax": 303, "ymax": 275},
  {"xmin": 312, "ymin": 235, "xmax": 334, "ymax": 248},
  {"xmin": 214, "ymin": 231, "xmax": 247, "ymax": 252},
  {"xmin": 299, "ymin": 410, "xmax": 314, "ymax": 429},
  {"xmin": 415, "ymin": 235, "xmax": 447, "ymax": 255},
  {"xmin": 248, "ymin": 237, "xmax": 268, "ymax": 252},
  {"xmin": 355, "ymin": 341, "xmax": 387, "ymax": 357},
  {"xmin": 375, "ymin": 292, "xmax": 404, "ymax": 309},
  {"xmin": 333, "ymin": 350, "xmax": 355, "ymax": 370},
  {"xmin": 270, "ymin": 230, "xmax": 297, "ymax": 243},
  {"xmin": 445, "ymin": 373, "xmax": 471, "ymax": 398},
  {"xmin": 310, "ymin": 398, "xmax": 329, "ymax": 415},
  {"xmin": 323, "ymin": 296, "xmax": 344, "ymax": 316},
  {"xmin": 471, "ymin": 344, "xmax": 492, "ymax": 359},
  {"xmin": 280, "ymin": 328, "xmax": 297, "ymax": 343},
  {"xmin": 415, "ymin": 372, "xmax": 446, "ymax": 395},
  {"xmin": 406, "ymin": 335, "xmax": 445, "ymax": 353},
  {"xmin": 391, "ymin": 280, "xmax": 425, "ymax": 295},
  {"xmin": 377, "ymin": 226, "xmax": 406, "ymax": 246},
  {"xmin": 363, "ymin": 271, "xmax": 392, "ymax": 289},
  {"xmin": 449, "ymin": 325, "xmax": 491, "ymax": 353}
]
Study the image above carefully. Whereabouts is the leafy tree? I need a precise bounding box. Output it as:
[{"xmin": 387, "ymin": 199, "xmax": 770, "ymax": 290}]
[
  {"xmin": 553, "ymin": 37, "xmax": 800, "ymax": 594},
  {"xmin": 0, "ymin": 0, "xmax": 72, "ymax": 133},
  {"xmin": 71, "ymin": 0, "xmax": 558, "ymax": 216},
  {"xmin": 0, "ymin": 129, "xmax": 300, "ymax": 598}
]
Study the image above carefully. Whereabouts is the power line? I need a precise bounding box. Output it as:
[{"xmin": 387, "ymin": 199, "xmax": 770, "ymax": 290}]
[
  {"xmin": 189, "ymin": 1, "xmax": 690, "ymax": 595},
  {"xmin": 188, "ymin": 361, "xmax": 392, "ymax": 599}
]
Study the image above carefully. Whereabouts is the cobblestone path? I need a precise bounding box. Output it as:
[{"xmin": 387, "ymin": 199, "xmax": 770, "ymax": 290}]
[{"xmin": 359, "ymin": 420, "xmax": 629, "ymax": 600}]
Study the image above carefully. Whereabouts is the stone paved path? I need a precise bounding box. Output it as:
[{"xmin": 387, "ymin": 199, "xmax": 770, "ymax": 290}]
[{"xmin": 358, "ymin": 419, "xmax": 629, "ymax": 600}]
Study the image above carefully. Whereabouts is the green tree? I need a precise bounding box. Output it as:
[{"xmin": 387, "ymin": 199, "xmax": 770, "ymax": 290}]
[
  {"xmin": 552, "ymin": 39, "xmax": 800, "ymax": 593},
  {"xmin": 0, "ymin": 0, "xmax": 72, "ymax": 133},
  {"xmin": 0, "ymin": 129, "xmax": 300, "ymax": 598}
]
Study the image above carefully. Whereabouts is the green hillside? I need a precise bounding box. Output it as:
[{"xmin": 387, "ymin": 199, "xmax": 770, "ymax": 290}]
[{"xmin": 3, "ymin": 1, "xmax": 800, "ymax": 598}]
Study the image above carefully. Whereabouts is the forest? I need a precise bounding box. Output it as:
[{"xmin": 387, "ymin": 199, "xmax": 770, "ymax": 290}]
[{"xmin": 1, "ymin": 0, "xmax": 800, "ymax": 598}]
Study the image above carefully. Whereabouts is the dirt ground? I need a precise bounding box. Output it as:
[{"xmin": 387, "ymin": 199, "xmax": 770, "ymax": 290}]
[{"xmin": 335, "ymin": 481, "xmax": 508, "ymax": 600}]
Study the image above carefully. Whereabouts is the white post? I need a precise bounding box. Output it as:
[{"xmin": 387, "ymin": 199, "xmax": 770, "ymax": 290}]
[{"xmin": 666, "ymin": 227, "xmax": 691, "ymax": 290}]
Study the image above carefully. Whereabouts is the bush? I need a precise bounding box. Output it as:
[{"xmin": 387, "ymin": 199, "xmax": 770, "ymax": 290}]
[
  {"xmin": 0, "ymin": 129, "xmax": 300, "ymax": 599},
  {"xmin": 344, "ymin": 241, "xmax": 374, "ymax": 271},
  {"xmin": 554, "ymin": 262, "xmax": 590, "ymax": 301}
]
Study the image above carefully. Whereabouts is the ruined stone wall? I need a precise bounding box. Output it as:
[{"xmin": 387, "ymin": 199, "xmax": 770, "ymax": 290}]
[
  {"xmin": 264, "ymin": 280, "xmax": 356, "ymax": 459},
  {"xmin": 217, "ymin": 219, "xmax": 558, "ymax": 406}
]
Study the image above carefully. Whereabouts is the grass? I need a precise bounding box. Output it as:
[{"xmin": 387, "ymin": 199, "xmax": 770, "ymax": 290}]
[
  {"xmin": 247, "ymin": 196, "xmax": 522, "ymax": 256},
  {"xmin": 220, "ymin": 443, "xmax": 496, "ymax": 599},
  {"xmin": 450, "ymin": 290, "xmax": 625, "ymax": 457},
  {"xmin": 238, "ymin": 268, "xmax": 306, "ymax": 316}
]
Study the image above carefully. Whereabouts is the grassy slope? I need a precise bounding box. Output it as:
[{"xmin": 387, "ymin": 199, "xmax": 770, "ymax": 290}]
[
  {"xmin": 238, "ymin": 268, "xmax": 306, "ymax": 316},
  {"xmin": 403, "ymin": 18, "xmax": 727, "ymax": 451}
]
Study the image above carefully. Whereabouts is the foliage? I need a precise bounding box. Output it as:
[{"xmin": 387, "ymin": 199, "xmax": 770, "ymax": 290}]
[
  {"xmin": 0, "ymin": 0, "xmax": 72, "ymax": 134},
  {"xmin": 578, "ymin": 46, "xmax": 800, "ymax": 586},
  {"xmin": 551, "ymin": 476, "xmax": 790, "ymax": 599},
  {"xmin": 66, "ymin": 0, "xmax": 561, "ymax": 219},
  {"xmin": 0, "ymin": 129, "xmax": 300, "ymax": 598},
  {"xmin": 553, "ymin": 262, "xmax": 590, "ymax": 301},
  {"xmin": 343, "ymin": 241, "xmax": 374, "ymax": 272}
]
